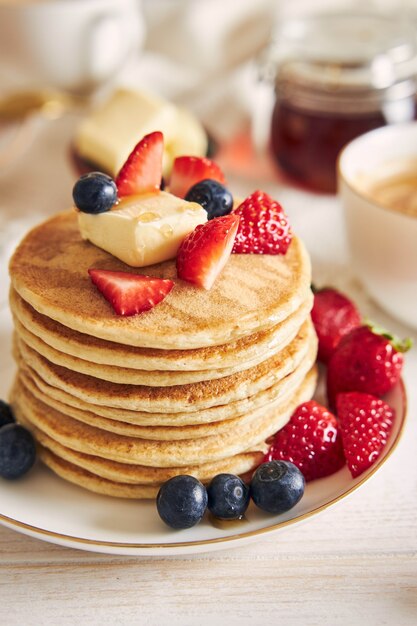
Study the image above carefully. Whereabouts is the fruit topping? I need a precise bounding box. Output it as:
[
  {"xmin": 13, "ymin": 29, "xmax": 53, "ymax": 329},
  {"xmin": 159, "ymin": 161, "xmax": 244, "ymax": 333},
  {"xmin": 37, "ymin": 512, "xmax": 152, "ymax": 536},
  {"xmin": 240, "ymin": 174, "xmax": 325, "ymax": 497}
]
[
  {"xmin": 185, "ymin": 179, "xmax": 233, "ymax": 220},
  {"xmin": 311, "ymin": 287, "xmax": 361, "ymax": 363},
  {"xmin": 72, "ymin": 172, "xmax": 118, "ymax": 214},
  {"xmin": 250, "ymin": 460, "xmax": 305, "ymax": 514},
  {"xmin": 0, "ymin": 400, "xmax": 15, "ymax": 429},
  {"xmin": 327, "ymin": 323, "xmax": 411, "ymax": 409},
  {"xmin": 265, "ymin": 400, "xmax": 345, "ymax": 482},
  {"xmin": 337, "ymin": 392, "xmax": 394, "ymax": 478},
  {"xmin": 169, "ymin": 155, "xmax": 226, "ymax": 199},
  {"xmin": 207, "ymin": 473, "xmax": 250, "ymax": 520},
  {"xmin": 232, "ymin": 190, "xmax": 292, "ymax": 255},
  {"xmin": 0, "ymin": 423, "xmax": 36, "ymax": 480},
  {"xmin": 88, "ymin": 269, "xmax": 174, "ymax": 316},
  {"xmin": 156, "ymin": 475, "xmax": 208, "ymax": 529},
  {"xmin": 176, "ymin": 213, "xmax": 239, "ymax": 290},
  {"xmin": 115, "ymin": 131, "xmax": 164, "ymax": 197}
]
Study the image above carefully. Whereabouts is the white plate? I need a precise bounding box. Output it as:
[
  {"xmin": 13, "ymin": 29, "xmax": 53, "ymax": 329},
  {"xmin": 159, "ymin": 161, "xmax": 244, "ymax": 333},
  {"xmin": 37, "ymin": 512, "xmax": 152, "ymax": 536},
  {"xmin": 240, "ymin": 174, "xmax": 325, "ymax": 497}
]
[{"xmin": 0, "ymin": 310, "xmax": 407, "ymax": 556}]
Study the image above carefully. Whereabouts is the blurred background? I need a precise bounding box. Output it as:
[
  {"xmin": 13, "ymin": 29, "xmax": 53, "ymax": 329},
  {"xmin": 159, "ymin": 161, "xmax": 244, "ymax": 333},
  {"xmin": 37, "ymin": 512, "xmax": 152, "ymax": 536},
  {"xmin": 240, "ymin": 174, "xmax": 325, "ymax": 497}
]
[
  {"xmin": 141, "ymin": 0, "xmax": 417, "ymax": 142},
  {"xmin": 0, "ymin": 0, "xmax": 416, "ymax": 230}
]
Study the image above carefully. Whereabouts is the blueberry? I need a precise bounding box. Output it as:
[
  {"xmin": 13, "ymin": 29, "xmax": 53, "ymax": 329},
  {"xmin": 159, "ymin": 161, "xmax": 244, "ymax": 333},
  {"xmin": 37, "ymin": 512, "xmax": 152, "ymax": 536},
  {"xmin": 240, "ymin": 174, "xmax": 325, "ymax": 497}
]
[
  {"xmin": 0, "ymin": 400, "xmax": 15, "ymax": 429},
  {"xmin": 156, "ymin": 475, "xmax": 208, "ymax": 529},
  {"xmin": 207, "ymin": 473, "xmax": 250, "ymax": 520},
  {"xmin": 72, "ymin": 172, "xmax": 117, "ymax": 214},
  {"xmin": 185, "ymin": 179, "xmax": 233, "ymax": 220},
  {"xmin": 250, "ymin": 461, "xmax": 305, "ymax": 514},
  {"xmin": 0, "ymin": 424, "xmax": 36, "ymax": 480}
]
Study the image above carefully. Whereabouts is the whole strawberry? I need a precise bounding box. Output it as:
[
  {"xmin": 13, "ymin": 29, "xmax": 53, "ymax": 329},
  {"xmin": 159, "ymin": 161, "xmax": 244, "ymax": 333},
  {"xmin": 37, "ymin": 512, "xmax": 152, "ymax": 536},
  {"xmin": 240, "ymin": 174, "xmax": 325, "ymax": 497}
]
[
  {"xmin": 232, "ymin": 190, "xmax": 292, "ymax": 255},
  {"xmin": 327, "ymin": 324, "xmax": 411, "ymax": 409},
  {"xmin": 337, "ymin": 392, "xmax": 395, "ymax": 478},
  {"xmin": 311, "ymin": 287, "xmax": 361, "ymax": 363},
  {"xmin": 265, "ymin": 400, "xmax": 345, "ymax": 482}
]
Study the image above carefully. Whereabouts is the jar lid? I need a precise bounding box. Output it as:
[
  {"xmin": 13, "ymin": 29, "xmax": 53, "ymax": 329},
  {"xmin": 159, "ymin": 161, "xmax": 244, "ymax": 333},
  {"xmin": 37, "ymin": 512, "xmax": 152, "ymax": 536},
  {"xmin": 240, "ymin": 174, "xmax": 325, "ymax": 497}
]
[{"xmin": 266, "ymin": 13, "xmax": 417, "ymax": 92}]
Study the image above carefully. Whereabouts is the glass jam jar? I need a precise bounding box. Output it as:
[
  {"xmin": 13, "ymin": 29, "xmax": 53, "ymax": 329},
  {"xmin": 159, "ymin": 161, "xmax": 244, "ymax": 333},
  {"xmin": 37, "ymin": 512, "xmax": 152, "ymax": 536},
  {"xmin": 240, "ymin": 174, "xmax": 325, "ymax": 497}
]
[{"xmin": 264, "ymin": 13, "xmax": 417, "ymax": 193}]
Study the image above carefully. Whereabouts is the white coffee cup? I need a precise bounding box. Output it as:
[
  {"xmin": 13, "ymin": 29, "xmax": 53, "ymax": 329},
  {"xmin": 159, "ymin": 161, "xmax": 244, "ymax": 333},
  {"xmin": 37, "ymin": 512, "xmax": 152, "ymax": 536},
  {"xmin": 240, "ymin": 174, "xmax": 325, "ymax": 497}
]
[
  {"xmin": 0, "ymin": 0, "xmax": 145, "ymax": 95},
  {"xmin": 338, "ymin": 122, "xmax": 417, "ymax": 330}
]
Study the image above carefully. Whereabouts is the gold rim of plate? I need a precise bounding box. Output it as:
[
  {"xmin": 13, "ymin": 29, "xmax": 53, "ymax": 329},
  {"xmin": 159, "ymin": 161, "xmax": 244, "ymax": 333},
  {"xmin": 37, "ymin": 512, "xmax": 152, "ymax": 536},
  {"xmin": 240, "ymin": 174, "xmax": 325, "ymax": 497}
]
[{"xmin": 0, "ymin": 380, "xmax": 407, "ymax": 551}]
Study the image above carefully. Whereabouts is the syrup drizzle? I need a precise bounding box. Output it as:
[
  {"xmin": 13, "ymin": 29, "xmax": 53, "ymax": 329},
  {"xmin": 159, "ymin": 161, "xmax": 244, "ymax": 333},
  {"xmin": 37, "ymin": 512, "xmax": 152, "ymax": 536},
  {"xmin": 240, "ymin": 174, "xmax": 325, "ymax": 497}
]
[{"xmin": 208, "ymin": 513, "xmax": 249, "ymax": 530}]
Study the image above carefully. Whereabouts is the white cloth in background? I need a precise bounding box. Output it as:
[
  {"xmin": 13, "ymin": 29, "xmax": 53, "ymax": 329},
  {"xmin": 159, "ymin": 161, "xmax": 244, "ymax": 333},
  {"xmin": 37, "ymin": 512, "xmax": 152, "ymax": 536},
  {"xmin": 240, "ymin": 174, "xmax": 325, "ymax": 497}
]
[
  {"xmin": 117, "ymin": 0, "xmax": 417, "ymax": 139},
  {"xmin": 119, "ymin": 0, "xmax": 276, "ymax": 139}
]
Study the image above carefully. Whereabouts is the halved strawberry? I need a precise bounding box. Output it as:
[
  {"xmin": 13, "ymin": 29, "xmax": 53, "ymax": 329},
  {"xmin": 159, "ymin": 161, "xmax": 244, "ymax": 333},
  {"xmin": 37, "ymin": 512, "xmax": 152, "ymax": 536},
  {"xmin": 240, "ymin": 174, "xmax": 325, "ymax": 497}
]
[
  {"xmin": 337, "ymin": 392, "xmax": 395, "ymax": 478},
  {"xmin": 176, "ymin": 214, "xmax": 239, "ymax": 290},
  {"xmin": 88, "ymin": 269, "xmax": 173, "ymax": 316},
  {"xmin": 265, "ymin": 400, "xmax": 345, "ymax": 482},
  {"xmin": 232, "ymin": 190, "xmax": 292, "ymax": 255},
  {"xmin": 115, "ymin": 131, "xmax": 163, "ymax": 197},
  {"xmin": 169, "ymin": 156, "xmax": 226, "ymax": 199}
]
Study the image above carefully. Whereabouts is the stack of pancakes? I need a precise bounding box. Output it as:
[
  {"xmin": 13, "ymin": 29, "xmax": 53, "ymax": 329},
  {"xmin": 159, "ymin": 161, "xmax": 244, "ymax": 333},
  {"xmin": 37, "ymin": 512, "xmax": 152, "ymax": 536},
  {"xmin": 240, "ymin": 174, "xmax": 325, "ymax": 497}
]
[{"xmin": 8, "ymin": 211, "xmax": 318, "ymax": 498}]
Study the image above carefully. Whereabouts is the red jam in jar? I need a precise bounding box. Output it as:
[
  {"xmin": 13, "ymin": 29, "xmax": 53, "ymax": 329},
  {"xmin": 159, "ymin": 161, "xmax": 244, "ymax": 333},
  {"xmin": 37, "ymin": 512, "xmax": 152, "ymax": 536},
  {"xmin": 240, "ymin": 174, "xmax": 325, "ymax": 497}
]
[{"xmin": 265, "ymin": 14, "xmax": 417, "ymax": 193}]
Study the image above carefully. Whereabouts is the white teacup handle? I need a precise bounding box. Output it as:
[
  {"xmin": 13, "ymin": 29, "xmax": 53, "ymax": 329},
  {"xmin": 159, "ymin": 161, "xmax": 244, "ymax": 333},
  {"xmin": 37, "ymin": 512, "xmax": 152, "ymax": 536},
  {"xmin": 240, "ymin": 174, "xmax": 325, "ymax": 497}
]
[{"xmin": 84, "ymin": 12, "xmax": 136, "ymax": 85}]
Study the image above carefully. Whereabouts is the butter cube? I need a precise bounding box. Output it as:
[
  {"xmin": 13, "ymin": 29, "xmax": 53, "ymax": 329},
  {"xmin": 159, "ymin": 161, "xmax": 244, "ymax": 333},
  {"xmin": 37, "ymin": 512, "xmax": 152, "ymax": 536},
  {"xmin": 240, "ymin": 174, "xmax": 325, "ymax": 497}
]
[{"xmin": 78, "ymin": 191, "xmax": 207, "ymax": 267}]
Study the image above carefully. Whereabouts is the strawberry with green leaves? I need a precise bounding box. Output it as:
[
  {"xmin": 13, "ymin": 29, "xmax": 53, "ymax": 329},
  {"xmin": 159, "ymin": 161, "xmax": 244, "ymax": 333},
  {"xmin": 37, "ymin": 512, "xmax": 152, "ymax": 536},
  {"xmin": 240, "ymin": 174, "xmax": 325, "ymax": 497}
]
[{"xmin": 327, "ymin": 323, "xmax": 411, "ymax": 409}]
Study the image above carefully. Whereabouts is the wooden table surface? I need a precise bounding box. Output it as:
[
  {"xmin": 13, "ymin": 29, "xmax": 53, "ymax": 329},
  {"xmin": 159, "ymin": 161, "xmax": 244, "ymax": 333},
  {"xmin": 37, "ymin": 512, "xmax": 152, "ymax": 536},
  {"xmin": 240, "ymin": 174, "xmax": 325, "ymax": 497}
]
[
  {"xmin": 0, "ymin": 114, "xmax": 416, "ymax": 626},
  {"xmin": 1, "ymin": 454, "xmax": 416, "ymax": 626}
]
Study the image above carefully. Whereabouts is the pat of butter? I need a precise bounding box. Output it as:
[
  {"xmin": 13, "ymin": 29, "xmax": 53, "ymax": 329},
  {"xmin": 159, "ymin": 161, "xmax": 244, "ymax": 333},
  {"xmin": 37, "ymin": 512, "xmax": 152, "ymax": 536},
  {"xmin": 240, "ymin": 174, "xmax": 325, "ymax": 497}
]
[
  {"xmin": 75, "ymin": 88, "xmax": 208, "ymax": 177},
  {"xmin": 78, "ymin": 191, "xmax": 207, "ymax": 267}
]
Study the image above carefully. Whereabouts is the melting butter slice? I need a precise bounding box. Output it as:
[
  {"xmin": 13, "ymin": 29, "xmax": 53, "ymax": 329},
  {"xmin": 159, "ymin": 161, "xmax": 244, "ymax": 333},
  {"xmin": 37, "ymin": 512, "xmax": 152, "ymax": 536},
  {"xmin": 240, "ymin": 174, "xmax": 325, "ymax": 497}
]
[{"xmin": 78, "ymin": 191, "xmax": 207, "ymax": 267}]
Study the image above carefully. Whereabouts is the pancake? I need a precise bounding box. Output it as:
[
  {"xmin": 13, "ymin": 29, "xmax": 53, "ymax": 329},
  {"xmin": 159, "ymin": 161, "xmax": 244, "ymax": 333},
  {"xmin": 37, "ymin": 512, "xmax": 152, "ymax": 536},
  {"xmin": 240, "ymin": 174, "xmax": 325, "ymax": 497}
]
[
  {"xmin": 9, "ymin": 210, "xmax": 312, "ymax": 349},
  {"xmin": 14, "ymin": 319, "xmax": 316, "ymax": 412},
  {"xmin": 39, "ymin": 450, "xmax": 163, "ymax": 499},
  {"xmin": 13, "ymin": 314, "xmax": 310, "ymax": 386},
  {"xmin": 21, "ymin": 425, "xmax": 267, "ymax": 485},
  {"xmin": 9, "ymin": 191, "xmax": 318, "ymax": 499},
  {"xmin": 19, "ymin": 338, "xmax": 316, "ymax": 426},
  {"xmin": 17, "ymin": 343, "xmax": 315, "ymax": 439},
  {"xmin": 10, "ymin": 368, "xmax": 317, "ymax": 467},
  {"xmin": 10, "ymin": 287, "xmax": 313, "ymax": 371}
]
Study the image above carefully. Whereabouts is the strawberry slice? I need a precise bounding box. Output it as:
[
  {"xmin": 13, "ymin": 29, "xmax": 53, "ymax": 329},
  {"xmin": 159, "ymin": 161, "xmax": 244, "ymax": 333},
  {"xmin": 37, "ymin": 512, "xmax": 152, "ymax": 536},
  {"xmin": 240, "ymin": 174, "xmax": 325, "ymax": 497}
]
[
  {"xmin": 265, "ymin": 400, "xmax": 345, "ymax": 482},
  {"xmin": 88, "ymin": 269, "xmax": 174, "ymax": 316},
  {"xmin": 115, "ymin": 131, "xmax": 163, "ymax": 197},
  {"xmin": 232, "ymin": 190, "xmax": 292, "ymax": 255},
  {"xmin": 337, "ymin": 392, "xmax": 395, "ymax": 478},
  {"xmin": 169, "ymin": 156, "xmax": 226, "ymax": 199},
  {"xmin": 176, "ymin": 214, "xmax": 239, "ymax": 290}
]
